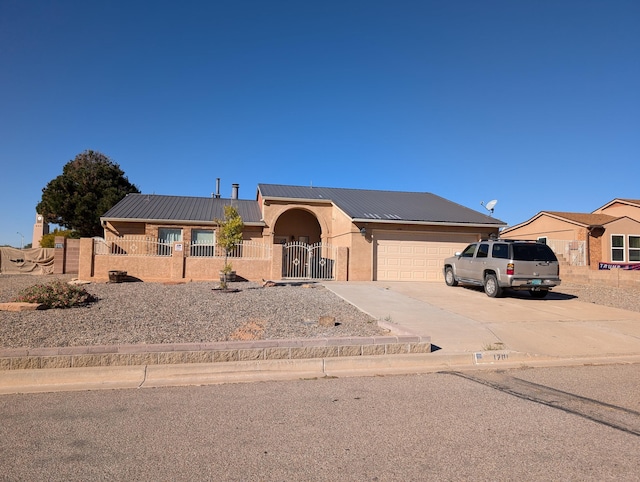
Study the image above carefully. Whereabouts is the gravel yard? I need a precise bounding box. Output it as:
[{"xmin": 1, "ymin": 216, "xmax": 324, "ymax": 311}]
[
  {"xmin": 0, "ymin": 275, "xmax": 385, "ymax": 348},
  {"xmin": 1, "ymin": 274, "xmax": 638, "ymax": 349}
]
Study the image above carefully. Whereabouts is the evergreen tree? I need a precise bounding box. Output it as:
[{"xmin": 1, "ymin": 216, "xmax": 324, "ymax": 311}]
[{"xmin": 36, "ymin": 150, "xmax": 139, "ymax": 237}]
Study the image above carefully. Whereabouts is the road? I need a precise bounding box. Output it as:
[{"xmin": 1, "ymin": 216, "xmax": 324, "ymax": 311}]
[{"xmin": 2, "ymin": 364, "xmax": 639, "ymax": 481}]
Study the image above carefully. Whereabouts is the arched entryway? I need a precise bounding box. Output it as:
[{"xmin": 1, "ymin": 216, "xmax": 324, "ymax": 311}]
[
  {"xmin": 272, "ymin": 209, "xmax": 336, "ymax": 280},
  {"xmin": 272, "ymin": 209, "xmax": 322, "ymax": 245}
]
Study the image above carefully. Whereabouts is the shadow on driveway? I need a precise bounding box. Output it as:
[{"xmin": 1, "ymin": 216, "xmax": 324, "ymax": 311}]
[{"xmin": 459, "ymin": 285, "xmax": 578, "ymax": 301}]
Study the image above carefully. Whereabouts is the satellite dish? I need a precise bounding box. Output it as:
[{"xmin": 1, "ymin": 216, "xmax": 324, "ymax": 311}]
[{"xmin": 481, "ymin": 199, "xmax": 498, "ymax": 215}]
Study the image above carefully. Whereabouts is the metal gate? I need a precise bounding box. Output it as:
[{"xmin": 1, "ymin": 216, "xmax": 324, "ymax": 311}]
[{"xmin": 282, "ymin": 242, "xmax": 336, "ymax": 280}]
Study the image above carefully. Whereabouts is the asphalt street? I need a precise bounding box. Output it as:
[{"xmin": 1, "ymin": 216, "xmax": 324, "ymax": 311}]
[{"xmin": 2, "ymin": 364, "xmax": 639, "ymax": 481}]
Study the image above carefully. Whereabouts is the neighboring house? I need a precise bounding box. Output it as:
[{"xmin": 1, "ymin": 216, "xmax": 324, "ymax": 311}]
[
  {"xmin": 500, "ymin": 199, "xmax": 640, "ymax": 269},
  {"xmin": 98, "ymin": 183, "xmax": 506, "ymax": 282}
]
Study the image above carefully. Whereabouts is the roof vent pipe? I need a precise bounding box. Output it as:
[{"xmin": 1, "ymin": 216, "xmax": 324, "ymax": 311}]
[
  {"xmin": 231, "ymin": 183, "xmax": 239, "ymax": 200},
  {"xmin": 215, "ymin": 178, "xmax": 221, "ymax": 198}
]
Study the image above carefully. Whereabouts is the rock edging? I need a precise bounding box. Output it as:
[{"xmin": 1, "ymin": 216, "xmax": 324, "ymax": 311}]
[{"xmin": 0, "ymin": 335, "xmax": 432, "ymax": 371}]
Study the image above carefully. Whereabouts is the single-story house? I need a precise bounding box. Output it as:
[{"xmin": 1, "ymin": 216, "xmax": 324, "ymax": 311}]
[
  {"xmin": 96, "ymin": 182, "xmax": 506, "ymax": 282},
  {"xmin": 500, "ymin": 199, "xmax": 640, "ymax": 269}
]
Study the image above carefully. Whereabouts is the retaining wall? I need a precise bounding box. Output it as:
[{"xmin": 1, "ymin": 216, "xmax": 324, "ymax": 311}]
[{"xmin": 0, "ymin": 335, "xmax": 432, "ymax": 371}]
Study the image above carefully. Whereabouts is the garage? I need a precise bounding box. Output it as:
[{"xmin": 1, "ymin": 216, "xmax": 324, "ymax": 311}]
[{"xmin": 375, "ymin": 232, "xmax": 477, "ymax": 281}]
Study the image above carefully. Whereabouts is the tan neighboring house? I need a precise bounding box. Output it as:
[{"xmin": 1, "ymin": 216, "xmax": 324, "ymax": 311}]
[
  {"xmin": 84, "ymin": 183, "xmax": 505, "ymax": 283},
  {"xmin": 500, "ymin": 199, "xmax": 640, "ymax": 270}
]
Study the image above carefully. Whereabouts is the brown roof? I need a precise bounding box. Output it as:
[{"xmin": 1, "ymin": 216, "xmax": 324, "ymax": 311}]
[{"xmin": 545, "ymin": 211, "xmax": 617, "ymax": 226}]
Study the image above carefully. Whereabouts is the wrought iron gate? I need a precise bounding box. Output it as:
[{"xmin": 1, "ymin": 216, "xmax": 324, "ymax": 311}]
[{"xmin": 282, "ymin": 242, "xmax": 336, "ymax": 280}]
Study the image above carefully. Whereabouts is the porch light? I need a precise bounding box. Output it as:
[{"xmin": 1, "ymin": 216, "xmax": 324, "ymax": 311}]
[{"xmin": 360, "ymin": 227, "xmax": 367, "ymax": 236}]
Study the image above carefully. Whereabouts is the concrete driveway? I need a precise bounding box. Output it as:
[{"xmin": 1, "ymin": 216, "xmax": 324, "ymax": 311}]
[{"xmin": 325, "ymin": 281, "xmax": 640, "ymax": 359}]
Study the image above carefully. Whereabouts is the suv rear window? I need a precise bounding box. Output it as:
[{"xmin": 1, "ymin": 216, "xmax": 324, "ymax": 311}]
[
  {"xmin": 492, "ymin": 243, "xmax": 509, "ymax": 259},
  {"xmin": 512, "ymin": 244, "xmax": 557, "ymax": 262}
]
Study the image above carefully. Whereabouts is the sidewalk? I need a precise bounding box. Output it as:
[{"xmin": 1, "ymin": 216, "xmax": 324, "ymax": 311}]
[{"xmin": 2, "ymin": 281, "xmax": 640, "ymax": 394}]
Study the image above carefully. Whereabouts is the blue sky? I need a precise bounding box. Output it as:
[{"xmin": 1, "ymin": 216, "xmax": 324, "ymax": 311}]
[{"xmin": 1, "ymin": 0, "xmax": 638, "ymax": 247}]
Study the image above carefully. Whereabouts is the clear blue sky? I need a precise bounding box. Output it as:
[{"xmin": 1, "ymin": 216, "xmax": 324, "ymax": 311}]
[{"xmin": 1, "ymin": 0, "xmax": 638, "ymax": 247}]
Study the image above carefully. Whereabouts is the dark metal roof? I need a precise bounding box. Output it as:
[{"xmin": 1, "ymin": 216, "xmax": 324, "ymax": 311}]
[
  {"xmin": 101, "ymin": 194, "xmax": 264, "ymax": 225},
  {"xmin": 258, "ymin": 184, "xmax": 506, "ymax": 226}
]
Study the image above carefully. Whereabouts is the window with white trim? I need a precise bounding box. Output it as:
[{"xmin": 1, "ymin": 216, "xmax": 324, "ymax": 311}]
[
  {"xmin": 158, "ymin": 228, "xmax": 183, "ymax": 256},
  {"xmin": 191, "ymin": 229, "xmax": 216, "ymax": 257},
  {"xmin": 611, "ymin": 235, "xmax": 625, "ymax": 262},
  {"xmin": 629, "ymin": 235, "xmax": 640, "ymax": 262}
]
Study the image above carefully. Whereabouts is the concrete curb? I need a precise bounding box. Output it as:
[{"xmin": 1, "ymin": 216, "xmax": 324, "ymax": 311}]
[
  {"xmin": 0, "ymin": 365, "xmax": 145, "ymax": 394},
  {"xmin": 2, "ymin": 350, "xmax": 640, "ymax": 395}
]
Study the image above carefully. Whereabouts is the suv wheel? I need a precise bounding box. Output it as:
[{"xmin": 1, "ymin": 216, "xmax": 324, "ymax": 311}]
[
  {"xmin": 444, "ymin": 267, "xmax": 458, "ymax": 287},
  {"xmin": 484, "ymin": 274, "xmax": 502, "ymax": 298}
]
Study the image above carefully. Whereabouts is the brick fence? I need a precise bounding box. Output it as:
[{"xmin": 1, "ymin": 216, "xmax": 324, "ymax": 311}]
[{"xmin": 561, "ymin": 265, "xmax": 639, "ymax": 289}]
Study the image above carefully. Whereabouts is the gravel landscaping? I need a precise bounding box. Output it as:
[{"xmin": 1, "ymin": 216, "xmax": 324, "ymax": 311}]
[
  {"xmin": 1, "ymin": 274, "xmax": 638, "ymax": 349},
  {"xmin": 0, "ymin": 275, "xmax": 386, "ymax": 348}
]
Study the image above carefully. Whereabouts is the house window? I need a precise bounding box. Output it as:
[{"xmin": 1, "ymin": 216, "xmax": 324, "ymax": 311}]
[
  {"xmin": 537, "ymin": 237, "xmax": 547, "ymax": 244},
  {"xmin": 629, "ymin": 236, "xmax": 640, "ymax": 262},
  {"xmin": 191, "ymin": 229, "xmax": 216, "ymax": 257},
  {"xmin": 611, "ymin": 235, "xmax": 625, "ymax": 262},
  {"xmin": 158, "ymin": 228, "xmax": 182, "ymax": 256}
]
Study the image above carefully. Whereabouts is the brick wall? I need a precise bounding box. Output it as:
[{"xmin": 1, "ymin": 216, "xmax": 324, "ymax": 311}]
[
  {"xmin": 77, "ymin": 239, "xmax": 349, "ymax": 282},
  {"xmin": 561, "ymin": 265, "xmax": 639, "ymax": 289},
  {"xmin": 53, "ymin": 237, "xmax": 80, "ymax": 275}
]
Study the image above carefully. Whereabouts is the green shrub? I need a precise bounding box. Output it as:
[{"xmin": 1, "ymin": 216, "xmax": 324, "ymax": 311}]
[
  {"xmin": 12, "ymin": 281, "xmax": 97, "ymax": 309},
  {"xmin": 40, "ymin": 229, "xmax": 79, "ymax": 248}
]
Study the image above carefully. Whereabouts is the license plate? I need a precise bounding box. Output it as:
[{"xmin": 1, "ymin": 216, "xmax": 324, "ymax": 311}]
[{"xmin": 531, "ymin": 279, "xmax": 542, "ymax": 285}]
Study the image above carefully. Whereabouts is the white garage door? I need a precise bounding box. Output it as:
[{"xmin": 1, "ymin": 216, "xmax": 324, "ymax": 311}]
[{"xmin": 375, "ymin": 232, "xmax": 477, "ymax": 281}]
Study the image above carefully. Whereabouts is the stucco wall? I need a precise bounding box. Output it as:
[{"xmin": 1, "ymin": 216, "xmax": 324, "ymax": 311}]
[
  {"xmin": 501, "ymin": 216, "xmax": 582, "ymax": 241},
  {"xmin": 261, "ymin": 202, "xmax": 334, "ymax": 243},
  {"xmin": 600, "ymin": 218, "xmax": 640, "ymax": 264},
  {"xmin": 594, "ymin": 202, "xmax": 640, "ymax": 221}
]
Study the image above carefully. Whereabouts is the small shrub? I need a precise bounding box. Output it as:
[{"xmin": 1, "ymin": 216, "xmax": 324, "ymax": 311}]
[
  {"xmin": 12, "ymin": 281, "xmax": 97, "ymax": 309},
  {"xmin": 40, "ymin": 229, "xmax": 79, "ymax": 248}
]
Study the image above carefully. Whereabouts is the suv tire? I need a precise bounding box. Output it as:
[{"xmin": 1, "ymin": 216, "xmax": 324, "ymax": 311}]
[
  {"xmin": 444, "ymin": 267, "xmax": 458, "ymax": 287},
  {"xmin": 484, "ymin": 273, "xmax": 502, "ymax": 298}
]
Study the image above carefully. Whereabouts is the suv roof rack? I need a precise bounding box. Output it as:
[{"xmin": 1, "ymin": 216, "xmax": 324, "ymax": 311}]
[{"xmin": 480, "ymin": 238, "xmax": 542, "ymax": 243}]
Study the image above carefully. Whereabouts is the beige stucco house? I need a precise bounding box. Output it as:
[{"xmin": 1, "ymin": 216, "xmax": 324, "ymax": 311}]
[
  {"xmin": 500, "ymin": 199, "xmax": 640, "ymax": 269},
  {"xmin": 94, "ymin": 183, "xmax": 505, "ymax": 282}
]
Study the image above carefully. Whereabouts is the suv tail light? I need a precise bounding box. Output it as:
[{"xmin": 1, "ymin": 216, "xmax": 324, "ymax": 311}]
[{"xmin": 507, "ymin": 263, "xmax": 514, "ymax": 275}]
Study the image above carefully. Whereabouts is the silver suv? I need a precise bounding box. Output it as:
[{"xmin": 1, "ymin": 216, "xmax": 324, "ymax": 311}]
[{"xmin": 443, "ymin": 239, "xmax": 561, "ymax": 298}]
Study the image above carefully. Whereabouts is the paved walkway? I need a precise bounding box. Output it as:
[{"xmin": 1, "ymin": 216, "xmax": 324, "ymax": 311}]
[{"xmin": 325, "ymin": 281, "xmax": 640, "ymax": 359}]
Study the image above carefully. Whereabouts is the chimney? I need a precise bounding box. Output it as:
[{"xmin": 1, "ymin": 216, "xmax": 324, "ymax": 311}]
[
  {"xmin": 214, "ymin": 178, "xmax": 221, "ymax": 198},
  {"xmin": 231, "ymin": 183, "xmax": 239, "ymax": 200}
]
